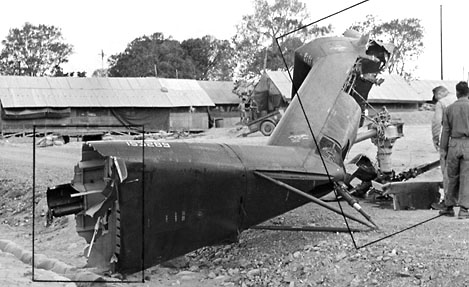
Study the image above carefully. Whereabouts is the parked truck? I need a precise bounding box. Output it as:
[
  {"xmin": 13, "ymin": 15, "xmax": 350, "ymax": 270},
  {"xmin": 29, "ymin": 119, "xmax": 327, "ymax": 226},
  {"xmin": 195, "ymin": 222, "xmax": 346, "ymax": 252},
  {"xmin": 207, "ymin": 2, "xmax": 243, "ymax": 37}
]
[{"xmin": 244, "ymin": 109, "xmax": 283, "ymax": 136}]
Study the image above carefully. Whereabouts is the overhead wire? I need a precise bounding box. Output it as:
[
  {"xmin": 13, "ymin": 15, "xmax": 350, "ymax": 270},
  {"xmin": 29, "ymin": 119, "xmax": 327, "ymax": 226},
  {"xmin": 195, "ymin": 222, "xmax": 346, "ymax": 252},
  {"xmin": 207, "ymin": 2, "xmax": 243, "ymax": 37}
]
[{"xmin": 278, "ymin": 0, "xmax": 371, "ymax": 39}]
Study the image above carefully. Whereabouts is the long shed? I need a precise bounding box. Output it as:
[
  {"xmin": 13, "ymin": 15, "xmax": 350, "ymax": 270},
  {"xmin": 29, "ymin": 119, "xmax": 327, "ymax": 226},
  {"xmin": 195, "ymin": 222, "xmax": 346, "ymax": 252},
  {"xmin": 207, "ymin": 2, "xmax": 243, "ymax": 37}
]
[
  {"xmin": 197, "ymin": 80, "xmax": 240, "ymax": 127},
  {"xmin": 0, "ymin": 76, "xmax": 214, "ymax": 135},
  {"xmin": 252, "ymin": 71, "xmax": 423, "ymax": 113},
  {"xmin": 367, "ymin": 73, "xmax": 423, "ymax": 111},
  {"xmin": 409, "ymin": 79, "xmax": 461, "ymax": 102}
]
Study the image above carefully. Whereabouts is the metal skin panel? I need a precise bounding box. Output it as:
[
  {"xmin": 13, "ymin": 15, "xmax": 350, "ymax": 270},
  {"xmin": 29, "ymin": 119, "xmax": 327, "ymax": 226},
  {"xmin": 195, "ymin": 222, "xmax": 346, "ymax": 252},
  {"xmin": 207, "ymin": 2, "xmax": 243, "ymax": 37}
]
[
  {"xmin": 117, "ymin": 152, "xmax": 246, "ymax": 273},
  {"xmin": 87, "ymin": 141, "xmax": 343, "ymax": 177},
  {"xmin": 226, "ymin": 145, "xmax": 342, "ymax": 230}
]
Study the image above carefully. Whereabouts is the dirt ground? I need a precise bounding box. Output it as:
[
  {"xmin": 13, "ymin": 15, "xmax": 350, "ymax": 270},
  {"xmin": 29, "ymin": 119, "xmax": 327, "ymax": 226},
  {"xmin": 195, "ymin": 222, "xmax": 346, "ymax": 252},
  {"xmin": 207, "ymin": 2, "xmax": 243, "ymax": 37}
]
[{"xmin": 1, "ymin": 111, "xmax": 468, "ymax": 287}]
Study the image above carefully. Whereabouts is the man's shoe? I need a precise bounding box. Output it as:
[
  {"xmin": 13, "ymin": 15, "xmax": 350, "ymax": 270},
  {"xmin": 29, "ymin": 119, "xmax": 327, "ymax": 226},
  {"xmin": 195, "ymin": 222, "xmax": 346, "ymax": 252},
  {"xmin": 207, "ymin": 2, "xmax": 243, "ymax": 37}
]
[
  {"xmin": 432, "ymin": 201, "xmax": 446, "ymax": 210},
  {"xmin": 439, "ymin": 207, "xmax": 455, "ymax": 217},
  {"xmin": 458, "ymin": 208, "xmax": 469, "ymax": 219}
]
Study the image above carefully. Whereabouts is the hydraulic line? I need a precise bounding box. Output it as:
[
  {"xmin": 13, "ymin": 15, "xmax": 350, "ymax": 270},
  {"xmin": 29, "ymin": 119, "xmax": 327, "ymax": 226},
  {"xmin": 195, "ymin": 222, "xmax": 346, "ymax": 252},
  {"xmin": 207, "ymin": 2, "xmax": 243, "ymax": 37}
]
[
  {"xmin": 334, "ymin": 182, "xmax": 379, "ymax": 229},
  {"xmin": 254, "ymin": 171, "xmax": 378, "ymax": 229}
]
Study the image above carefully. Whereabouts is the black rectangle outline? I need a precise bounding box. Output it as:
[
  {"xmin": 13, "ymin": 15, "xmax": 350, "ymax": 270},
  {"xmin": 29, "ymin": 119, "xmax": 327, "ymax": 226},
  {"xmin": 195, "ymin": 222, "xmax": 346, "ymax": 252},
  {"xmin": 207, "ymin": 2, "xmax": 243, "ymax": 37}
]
[{"xmin": 32, "ymin": 124, "xmax": 146, "ymax": 283}]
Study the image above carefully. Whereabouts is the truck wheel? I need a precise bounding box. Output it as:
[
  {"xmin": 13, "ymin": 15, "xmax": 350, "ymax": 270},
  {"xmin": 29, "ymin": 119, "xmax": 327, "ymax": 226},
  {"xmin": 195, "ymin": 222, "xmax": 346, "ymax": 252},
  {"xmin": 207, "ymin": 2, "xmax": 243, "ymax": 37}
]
[{"xmin": 260, "ymin": 121, "xmax": 275, "ymax": 136}]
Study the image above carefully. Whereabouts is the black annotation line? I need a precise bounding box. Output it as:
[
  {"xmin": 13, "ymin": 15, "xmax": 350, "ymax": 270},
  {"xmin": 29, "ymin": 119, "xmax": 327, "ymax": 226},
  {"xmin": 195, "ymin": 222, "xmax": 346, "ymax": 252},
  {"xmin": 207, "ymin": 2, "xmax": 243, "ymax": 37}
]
[
  {"xmin": 274, "ymin": 38, "xmax": 359, "ymax": 249},
  {"xmin": 357, "ymin": 214, "xmax": 444, "ymax": 249},
  {"xmin": 274, "ymin": 0, "xmax": 373, "ymax": 249},
  {"xmin": 277, "ymin": 0, "xmax": 370, "ymax": 40}
]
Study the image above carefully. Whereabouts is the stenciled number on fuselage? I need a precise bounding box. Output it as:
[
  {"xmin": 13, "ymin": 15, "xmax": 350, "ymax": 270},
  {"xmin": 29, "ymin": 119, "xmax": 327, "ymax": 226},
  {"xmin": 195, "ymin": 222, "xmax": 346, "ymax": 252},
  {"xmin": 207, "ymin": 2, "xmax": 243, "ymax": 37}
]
[{"xmin": 126, "ymin": 141, "xmax": 171, "ymax": 148}]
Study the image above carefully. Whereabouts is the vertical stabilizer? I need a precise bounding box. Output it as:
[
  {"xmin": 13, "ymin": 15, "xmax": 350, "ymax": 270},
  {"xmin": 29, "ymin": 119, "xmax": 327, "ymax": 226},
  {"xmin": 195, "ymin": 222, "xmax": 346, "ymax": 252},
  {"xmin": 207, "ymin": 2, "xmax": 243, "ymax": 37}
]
[{"xmin": 268, "ymin": 35, "xmax": 392, "ymax": 163}]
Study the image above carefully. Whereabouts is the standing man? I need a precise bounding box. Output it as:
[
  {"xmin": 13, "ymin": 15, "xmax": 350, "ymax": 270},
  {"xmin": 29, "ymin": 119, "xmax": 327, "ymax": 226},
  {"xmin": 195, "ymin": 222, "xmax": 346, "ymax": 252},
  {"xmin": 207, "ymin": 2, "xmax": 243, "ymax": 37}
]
[
  {"xmin": 431, "ymin": 86, "xmax": 456, "ymax": 209},
  {"xmin": 432, "ymin": 86, "xmax": 456, "ymax": 151},
  {"xmin": 239, "ymin": 97, "xmax": 246, "ymax": 124},
  {"xmin": 439, "ymin": 81, "xmax": 469, "ymax": 219}
]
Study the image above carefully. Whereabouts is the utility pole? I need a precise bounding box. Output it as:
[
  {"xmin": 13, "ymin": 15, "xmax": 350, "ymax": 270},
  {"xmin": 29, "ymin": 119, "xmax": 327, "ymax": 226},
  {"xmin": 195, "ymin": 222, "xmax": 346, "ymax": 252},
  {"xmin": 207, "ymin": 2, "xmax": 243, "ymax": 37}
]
[
  {"xmin": 99, "ymin": 49, "xmax": 106, "ymax": 70},
  {"xmin": 440, "ymin": 5, "xmax": 443, "ymax": 80}
]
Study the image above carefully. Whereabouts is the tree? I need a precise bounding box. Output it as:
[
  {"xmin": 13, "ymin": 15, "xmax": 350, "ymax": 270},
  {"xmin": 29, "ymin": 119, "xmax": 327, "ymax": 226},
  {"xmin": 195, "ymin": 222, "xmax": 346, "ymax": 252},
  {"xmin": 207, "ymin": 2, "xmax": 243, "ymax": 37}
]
[
  {"xmin": 246, "ymin": 36, "xmax": 304, "ymax": 76},
  {"xmin": 233, "ymin": 0, "xmax": 332, "ymax": 78},
  {"xmin": 349, "ymin": 15, "xmax": 425, "ymax": 80},
  {"xmin": 181, "ymin": 36, "xmax": 235, "ymax": 81},
  {"xmin": 0, "ymin": 22, "xmax": 73, "ymax": 76},
  {"xmin": 107, "ymin": 32, "xmax": 194, "ymax": 78},
  {"xmin": 52, "ymin": 65, "xmax": 86, "ymax": 77},
  {"xmin": 92, "ymin": 68, "xmax": 109, "ymax": 77},
  {"xmin": 348, "ymin": 14, "xmax": 380, "ymax": 36}
]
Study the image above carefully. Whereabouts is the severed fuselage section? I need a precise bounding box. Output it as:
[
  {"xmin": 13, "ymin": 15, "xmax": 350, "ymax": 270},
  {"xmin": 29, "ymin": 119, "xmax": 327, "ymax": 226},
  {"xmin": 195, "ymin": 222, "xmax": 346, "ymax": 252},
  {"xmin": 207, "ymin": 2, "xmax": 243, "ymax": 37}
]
[
  {"xmin": 48, "ymin": 141, "xmax": 343, "ymax": 273},
  {"xmin": 47, "ymin": 34, "xmax": 392, "ymax": 274}
]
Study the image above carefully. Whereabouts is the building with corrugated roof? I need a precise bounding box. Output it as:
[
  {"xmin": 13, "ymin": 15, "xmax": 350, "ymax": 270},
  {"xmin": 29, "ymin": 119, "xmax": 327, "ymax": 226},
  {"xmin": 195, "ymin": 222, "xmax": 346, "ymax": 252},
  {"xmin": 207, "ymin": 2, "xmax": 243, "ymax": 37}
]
[
  {"xmin": 1, "ymin": 74, "xmax": 451, "ymax": 136},
  {"xmin": 367, "ymin": 73, "xmax": 423, "ymax": 111},
  {"xmin": 251, "ymin": 71, "xmax": 424, "ymax": 114},
  {"xmin": 409, "ymin": 79, "xmax": 460, "ymax": 102},
  {"xmin": 197, "ymin": 80, "xmax": 240, "ymax": 127},
  {"xmin": 0, "ymin": 76, "xmax": 215, "ymax": 135}
]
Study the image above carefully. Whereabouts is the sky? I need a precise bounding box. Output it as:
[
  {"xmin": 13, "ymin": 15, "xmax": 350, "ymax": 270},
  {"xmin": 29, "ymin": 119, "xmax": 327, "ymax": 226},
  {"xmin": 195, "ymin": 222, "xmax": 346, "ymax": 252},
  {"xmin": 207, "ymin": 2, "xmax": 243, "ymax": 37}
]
[{"xmin": 1, "ymin": 0, "xmax": 468, "ymax": 81}]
